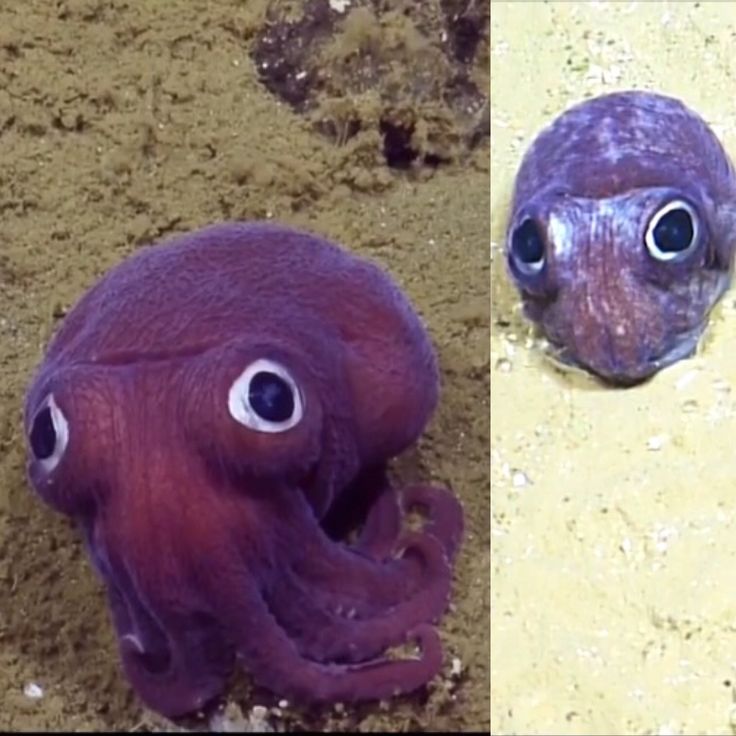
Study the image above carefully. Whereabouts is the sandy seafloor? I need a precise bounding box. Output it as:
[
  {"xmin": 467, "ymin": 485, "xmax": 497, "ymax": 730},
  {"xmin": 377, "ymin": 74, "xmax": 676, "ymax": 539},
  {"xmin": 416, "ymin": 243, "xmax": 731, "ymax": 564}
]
[
  {"xmin": 491, "ymin": 2, "xmax": 736, "ymax": 735},
  {"xmin": 0, "ymin": 0, "xmax": 490, "ymax": 732}
]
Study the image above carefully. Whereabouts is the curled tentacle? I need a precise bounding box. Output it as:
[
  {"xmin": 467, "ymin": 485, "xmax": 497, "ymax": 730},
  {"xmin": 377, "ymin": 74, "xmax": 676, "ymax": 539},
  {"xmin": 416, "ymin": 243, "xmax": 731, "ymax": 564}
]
[
  {"xmin": 211, "ymin": 573, "xmax": 443, "ymax": 704},
  {"xmin": 353, "ymin": 482, "xmax": 402, "ymax": 560},
  {"xmin": 286, "ymin": 526, "xmax": 448, "ymax": 618},
  {"xmin": 117, "ymin": 603, "xmax": 233, "ymax": 719},
  {"xmin": 401, "ymin": 485, "xmax": 464, "ymax": 562},
  {"xmin": 91, "ymin": 532, "xmax": 233, "ymax": 719},
  {"xmin": 264, "ymin": 531, "xmax": 451, "ymax": 663},
  {"xmin": 258, "ymin": 491, "xmax": 436, "ymax": 617}
]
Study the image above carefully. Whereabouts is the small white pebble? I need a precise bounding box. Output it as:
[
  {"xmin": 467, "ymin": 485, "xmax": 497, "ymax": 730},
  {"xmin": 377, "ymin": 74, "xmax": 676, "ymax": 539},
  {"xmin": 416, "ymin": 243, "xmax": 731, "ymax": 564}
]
[
  {"xmin": 496, "ymin": 357, "xmax": 512, "ymax": 373},
  {"xmin": 652, "ymin": 525, "xmax": 678, "ymax": 553},
  {"xmin": 450, "ymin": 657, "xmax": 462, "ymax": 677},
  {"xmin": 23, "ymin": 682, "xmax": 43, "ymax": 699},
  {"xmin": 251, "ymin": 705, "xmax": 268, "ymax": 719},
  {"xmin": 647, "ymin": 435, "xmax": 668, "ymax": 451},
  {"xmin": 511, "ymin": 470, "xmax": 530, "ymax": 488},
  {"xmin": 278, "ymin": 699, "xmax": 289, "ymax": 709}
]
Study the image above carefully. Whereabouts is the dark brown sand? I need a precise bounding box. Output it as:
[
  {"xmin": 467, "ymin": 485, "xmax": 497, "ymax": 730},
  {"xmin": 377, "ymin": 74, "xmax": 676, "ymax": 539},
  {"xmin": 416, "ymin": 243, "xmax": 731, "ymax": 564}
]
[{"xmin": 0, "ymin": 0, "xmax": 488, "ymax": 730}]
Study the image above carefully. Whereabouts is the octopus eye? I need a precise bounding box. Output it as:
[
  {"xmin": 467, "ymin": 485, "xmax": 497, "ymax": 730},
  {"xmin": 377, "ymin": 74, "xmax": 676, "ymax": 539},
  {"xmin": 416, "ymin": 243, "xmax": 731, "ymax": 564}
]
[
  {"xmin": 29, "ymin": 394, "xmax": 69, "ymax": 472},
  {"xmin": 228, "ymin": 358, "xmax": 304, "ymax": 433},
  {"xmin": 645, "ymin": 200, "xmax": 699, "ymax": 262},
  {"xmin": 510, "ymin": 218, "xmax": 546, "ymax": 275}
]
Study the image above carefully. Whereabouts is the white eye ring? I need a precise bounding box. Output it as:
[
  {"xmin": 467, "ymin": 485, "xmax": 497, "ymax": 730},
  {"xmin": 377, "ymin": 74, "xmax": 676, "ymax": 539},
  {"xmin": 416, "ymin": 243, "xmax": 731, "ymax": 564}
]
[
  {"xmin": 227, "ymin": 358, "xmax": 304, "ymax": 433},
  {"xmin": 644, "ymin": 199, "xmax": 699, "ymax": 262},
  {"xmin": 29, "ymin": 394, "xmax": 69, "ymax": 473}
]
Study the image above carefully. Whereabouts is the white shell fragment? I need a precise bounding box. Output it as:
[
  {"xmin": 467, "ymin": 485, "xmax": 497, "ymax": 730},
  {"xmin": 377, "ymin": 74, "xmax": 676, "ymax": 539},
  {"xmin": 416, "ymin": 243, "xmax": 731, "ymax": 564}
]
[
  {"xmin": 23, "ymin": 682, "xmax": 44, "ymax": 699},
  {"xmin": 450, "ymin": 657, "xmax": 463, "ymax": 677},
  {"xmin": 646, "ymin": 434, "xmax": 668, "ymax": 451}
]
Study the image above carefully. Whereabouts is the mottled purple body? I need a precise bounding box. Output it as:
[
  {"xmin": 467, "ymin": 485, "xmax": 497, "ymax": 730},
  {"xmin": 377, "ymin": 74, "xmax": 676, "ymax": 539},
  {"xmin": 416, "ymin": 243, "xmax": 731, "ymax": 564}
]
[
  {"xmin": 23, "ymin": 222, "xmax": 464, "ymax": 718},
  {"xmin": 505, "ymin": 90, "xmax": 736, "ymax": 383}
]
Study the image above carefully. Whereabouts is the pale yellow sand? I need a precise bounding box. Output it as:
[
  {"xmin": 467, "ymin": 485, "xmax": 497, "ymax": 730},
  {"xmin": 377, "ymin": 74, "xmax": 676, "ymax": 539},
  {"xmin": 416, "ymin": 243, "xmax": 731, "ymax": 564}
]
[{"xmin": 492, "ymin": 2, "xmax": 736, "ymax": 734}]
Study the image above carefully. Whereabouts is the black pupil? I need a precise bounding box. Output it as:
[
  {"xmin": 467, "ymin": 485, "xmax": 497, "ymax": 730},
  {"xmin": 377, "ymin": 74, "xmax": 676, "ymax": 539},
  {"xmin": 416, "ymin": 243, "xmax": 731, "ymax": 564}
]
[
  {"xmin": 248, "ymin": 371, "xmax": 295, "ymax": 423},
  {"xmin": 653, "ymin": 207, "xmax": 694, "ymax": 253},
  {"xmin": 30, "ymin": 406, "xmax": 56, "ymax": 459},
  {"xmin": 512, "ymin": 218, "xmax": 545, "ymax": 265}
]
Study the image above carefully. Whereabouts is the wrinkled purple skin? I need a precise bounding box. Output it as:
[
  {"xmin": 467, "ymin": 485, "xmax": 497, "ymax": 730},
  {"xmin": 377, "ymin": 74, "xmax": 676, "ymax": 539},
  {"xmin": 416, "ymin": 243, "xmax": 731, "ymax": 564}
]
[
  {"xmin": 23, "ymin": 222, "xmax": 464, "ymax": 718},
  {"xmin": 506, "ymin": 90, "xmax": 736, "ymax": 384}
]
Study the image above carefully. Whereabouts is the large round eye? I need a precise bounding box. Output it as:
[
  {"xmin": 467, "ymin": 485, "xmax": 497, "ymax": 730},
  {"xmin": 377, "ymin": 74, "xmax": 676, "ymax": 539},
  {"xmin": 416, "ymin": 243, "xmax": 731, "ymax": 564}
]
[
  {"xmin": 228, "ymin": 358, "xmax": 304, "ymax": 433},
  {"xmin": 510, "ymin": 218, "xmax": 546, "ymax": 275},
  {"xmin": 645, "ymin": 200, "xmax": 699, "ymax": 262},
  {"xmin": 29, "ymin": 394, "xmax": 69, "ymax": 472}
]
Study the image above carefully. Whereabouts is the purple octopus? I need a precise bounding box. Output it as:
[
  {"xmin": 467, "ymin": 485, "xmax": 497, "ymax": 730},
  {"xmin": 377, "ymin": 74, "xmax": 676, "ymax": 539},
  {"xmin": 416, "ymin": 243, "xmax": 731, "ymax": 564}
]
[
  {"xmin": 505, "ymin": 90, "xmax": 736, "ymax": 384},
  {"xmin": 23, "ymin": 222, "xmax": 464, "ymax": 718}
]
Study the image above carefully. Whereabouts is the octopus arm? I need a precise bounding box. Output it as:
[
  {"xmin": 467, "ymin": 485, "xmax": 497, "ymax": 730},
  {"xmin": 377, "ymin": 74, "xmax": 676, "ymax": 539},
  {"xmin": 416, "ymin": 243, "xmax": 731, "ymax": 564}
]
[
  {"xmin": 400, "ymin": 485, "xmax": 465, "ymax": 563},
  {"xmin": 283, "ymin": 524, "xmax": 445, "ymax": 617},
  {"xmin": 351, "ymin": 481, "xmax": 402, "ymax": 560},
  {"xmin": 212, "ymin": 573, "xmax": 444, "ymax": 704},
  {"xmin": 101, "ymin": 558, "xmax": 233, "ymax": 718},
  {"xmin": 263, "ymin": 531, "xmax": 451, "ymax": 663}
]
